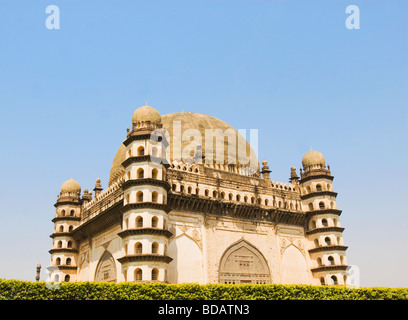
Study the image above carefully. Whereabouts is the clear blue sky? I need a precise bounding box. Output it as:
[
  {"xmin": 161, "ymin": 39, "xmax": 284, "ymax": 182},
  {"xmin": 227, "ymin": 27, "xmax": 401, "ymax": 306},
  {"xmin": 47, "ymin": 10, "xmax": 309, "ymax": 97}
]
[{"xmin": 0, "ymin": 0, "xmax": 407, "ymax": 287}]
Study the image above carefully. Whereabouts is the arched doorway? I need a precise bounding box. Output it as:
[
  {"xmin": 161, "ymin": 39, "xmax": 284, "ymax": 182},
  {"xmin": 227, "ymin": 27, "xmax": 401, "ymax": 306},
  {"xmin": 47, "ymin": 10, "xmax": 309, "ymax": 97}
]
[
  {"xmin": 94, "ymin": 251, "xmax": 117, "ymax": 282},
  {"xmin": 219, "ymin": 239, "xmax": 271, "ymax": 284}
]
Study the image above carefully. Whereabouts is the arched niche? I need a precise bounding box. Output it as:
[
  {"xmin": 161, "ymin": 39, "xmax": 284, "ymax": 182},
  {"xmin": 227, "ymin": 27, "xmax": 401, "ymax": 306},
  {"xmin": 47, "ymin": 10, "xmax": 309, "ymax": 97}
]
[
  {"xmin": 167, "ymin": 234, "xmax": 203, "ymax": 284},
  {"xmin": 281, "ymin": 245, "xmax": 308, "ymax": 284},
  {"xmin": 94, "ymin": 251, "xmax": 117, "ymax": 282},
  {"xmin": 219, "ymin": 239, "xmax": 271, "ymax": 284}
]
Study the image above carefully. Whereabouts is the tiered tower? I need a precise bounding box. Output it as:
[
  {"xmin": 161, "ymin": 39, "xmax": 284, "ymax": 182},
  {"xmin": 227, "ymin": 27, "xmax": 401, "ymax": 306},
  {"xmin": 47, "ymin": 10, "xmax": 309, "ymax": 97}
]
[
  {"xmin": 48, "ymin": 179, "xmax": 82, "ymax": 282},
  {"xmin": 300, "ymin": 150, "xmax": 348, "ymax": 285},
  {"xmin": 117, "ymin": 104, "xmax": 173, "ymax": 282}
]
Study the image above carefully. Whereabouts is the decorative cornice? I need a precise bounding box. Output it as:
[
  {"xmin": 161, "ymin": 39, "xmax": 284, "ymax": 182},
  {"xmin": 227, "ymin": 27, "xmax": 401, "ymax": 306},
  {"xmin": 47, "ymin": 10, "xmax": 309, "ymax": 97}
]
[
  {"xmin": 47, "ymin": 265, "xmax": 78, "ymax": 271},
  {"xmin": 122, "ymin": 179, "xmax": 171, "ymax": 191},
  {"xmin": 306, "ymin": 226, "xmax": 345, "ymax": 235},
  {"xmin": 118, "ymin": 228, "xmax": 173, "ymax": 239},
  {"xmin": 311, "ymin": 265, "xmax": 348, "ymax": 273},
  {"xmin": 49, "ymin": 248, "xmax": 78, "ymax": 254},
  {"xmin": 123, "ymin": 202, "xmax": 171, "ymax": 213},
  {"xmin": 117, "ymin": 254, "xmax": 173, "ymax": 264},
  {"xmin": 301, "ymin": 191, "xmax": 338, "ymax": 200},
  {"xmin": 49, "ymin": 232, "xmax": 73, "ymax": 239},
  {"xmin": 299, "ymin": 174, "xmax": 334, "ymax": 184},
  {"xmin": 122, "ymin": 155, "xmax": 170, "ymax": 168},
  {"xmin": 306, "ymin": 209, "xmax": 342, "ymax": 218},
  {"xmin": 123, "ymin": 133, "xmax": 155, "ymax": 146},
  {"xmin": 52, "ymin": 216, "xmax": 81, "ymax": 223},
  {"xmin": 308, "ymin": 245, "xmax": 348, "ymax": 254},
  {"xmin": 54, "ymin": 200, "xmax": 81, "ymax": 208},
  {"xmin": 71, "ymin": 201, "xmax": 123, "ymax": 242},
  {"xmin": 167, "ymin": 193, "xmax": 308, "ymax": 227}
]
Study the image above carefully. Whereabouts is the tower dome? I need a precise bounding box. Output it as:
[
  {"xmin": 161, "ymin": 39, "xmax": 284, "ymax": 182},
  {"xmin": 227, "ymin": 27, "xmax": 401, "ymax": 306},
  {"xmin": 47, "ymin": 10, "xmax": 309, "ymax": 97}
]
[
  {"xmin": 302, "ymin": 149, "xmax": 325, "ymax": 171},
  {"xmin": 60, "ymin": 178, "xmax": 81, "ymax": 194},
  {"xmin": 132, "ymin": 104, "xmax": 162, "ymax": 128}
]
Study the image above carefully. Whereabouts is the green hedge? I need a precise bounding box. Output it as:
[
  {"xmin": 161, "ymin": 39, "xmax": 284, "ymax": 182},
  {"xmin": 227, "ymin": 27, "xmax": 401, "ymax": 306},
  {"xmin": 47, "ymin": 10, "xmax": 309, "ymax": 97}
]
[{"xmin": 1, "ymin": 279, "xmax": 407, "ymax": 300}]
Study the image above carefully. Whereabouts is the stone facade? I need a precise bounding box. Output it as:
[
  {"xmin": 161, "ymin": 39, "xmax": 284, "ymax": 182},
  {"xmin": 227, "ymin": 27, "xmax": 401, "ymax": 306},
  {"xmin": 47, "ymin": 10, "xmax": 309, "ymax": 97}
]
[{"xmin": 48, "ymin": 104, "xmax": 348, "ymax": 286}]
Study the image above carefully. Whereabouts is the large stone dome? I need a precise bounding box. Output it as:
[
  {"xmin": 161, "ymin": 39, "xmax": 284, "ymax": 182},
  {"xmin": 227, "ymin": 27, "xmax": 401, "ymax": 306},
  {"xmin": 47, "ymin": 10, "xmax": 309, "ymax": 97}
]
[{"xmin": 108, "ymin": 112, "xmax": 259, "ymax": 186}]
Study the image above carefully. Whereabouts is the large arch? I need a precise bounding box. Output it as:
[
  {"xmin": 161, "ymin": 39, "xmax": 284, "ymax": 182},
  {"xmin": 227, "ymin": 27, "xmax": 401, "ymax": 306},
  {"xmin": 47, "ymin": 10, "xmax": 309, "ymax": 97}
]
[
  {"xmin": 219, "ymin": 239, "xmax": 271, "ymax": 284},
  {"xmin": 167, "ymin": 234, "xmax": 203, "ymax": 284},
  {"xmin": 94, "ymin": 251, "xmax": 117, "ymax": 282},
  {"xmin": 280, "ymin": 245, "xmax": 308, "ymax": 284}
]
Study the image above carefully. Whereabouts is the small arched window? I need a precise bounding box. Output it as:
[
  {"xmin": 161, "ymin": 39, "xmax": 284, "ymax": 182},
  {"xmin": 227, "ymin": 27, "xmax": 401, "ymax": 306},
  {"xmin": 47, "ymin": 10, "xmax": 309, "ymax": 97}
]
[
  {"xmin": 54, "ymin": 274, "xmax": 60, "ymax": 282},
  {"xmin": 136, "ymin": 216, "xmax": 143, "ymax": 228},
  {"xmin": 319, "ymin": 202, "xmax": 325, "ymax": 210},
  {"xmin": 59, "ymin": 225, "xmax": 64, "ymax": 233},
  {"xmin": 152, "ymin": 216, "xmax": 158, "ymax": 228},
  {"xmin": 136, "ymin": 191, "xmax": 143, "ymax": 202},
  {"xmin": 205, "ymin": 189, "xmax": 209, "ymax": 197},
  {"xmin": 61, "ymin": 210, "xmax": 65, "ymax": 216},
  {"xmin": 311, "ymin": 220, "xmax": 317, "ymax": 230},
  {"xmin": 137, "ymin": 146, "xmax": 145, "ymax": 156},
  {"xmin": 68, "ymin": 225, "xmax": 73, "ymax": 232},
  {"xmin": 195, "ymin": 188, "xmax": 200, "ymax": 195},
  {"xmin": 251, "ymin": 197, "xmax": 255, "ymax": 204},
  {"xmin": 317, "ymin": 257, "xmax": 323, "ymax": 266},
  {"xmin": 152, "ymin": 268, "xmax": 159, "ymax": 281},
  {"xmin": 67, "ymin": 241, "xmax": 72, "ymax": 248},
  {"xmin": 66, "ymin": 258, "xmax": 71, "ymax": 266},
  {"xmin": 212, "ymin": 190, "xmax": 218, "ymax": 198},
  {"xmin": 321, "ymin": 219, "xmax": 328, "ymax": 227},
  {"xmin": 187, "ymin": 186, "xmax": 192, "ymax": 194},
  {"xmin": 126, "ymin": 194, "xmax": 130, "ymax": 204},
  {"xmin": 57, "ymin": 241, "xmax": 62, "ymax": 248},
  {"xmin": 152, "ymin": 168, "xmax": 159, "ymax": 179},
  {"xmin": 265, "ymin": 199, "xmax": 269, "ymax": 206},
  {"xmin": 127, "ymin": 171, "xmax": 131, "ymax": 180},
  {"xmin": 172, "ymin": 184, "xmax": 176, "ymax": 191},
  {"xmin": 152, "ymin": 191, "xmax": 158, "ymax": 203},
  {"xmin": 328, "ymin": 256, "xmax": 335, "ymax": 266},
  {"xmin": 56, "ymin": 257, "xmax": 61, "ymax": 265},
  {"xmin": 137, "ymin": 168, "xmax": 144, "ymax": 179},
  {"xmin": 152, "ymin": 242, "xmax": 159, "ymax": 254},
  {"xmin": 70, "ymin": 210, "xmax": 75, "ymax": 216},
  {"xmin": 135, "ymin": 242, "xmax": 143, "ymax": 254},
  {"xmin": 314, "ymin": 239, "xmax": 319, "ymax": 247},
  {"xmin": 320, "ymin": 277, "xmax": 325, "ymax": 285},
  {"xmin": 180, "ymin": 185, "xmax": 185, "ymax": 193},
  {"xmin": 306, "ymin": 186, "xmax": 311, "ymax": 193},
  {"xmin": 330, "ymin": 275, "xmax": 338, "ymax": 285},
  {"xmin": 123, "ymin": 269, "xmax": 127, "ymax": 282},
  {"xmin": 236, "ymin": 195, "xmax": 241, "ymax": 202},
  {"xmin": 135, "ymin": 268, "xmax": 142, "ymax": 281},
  {"xmin": 220, "ymin": 192, "xmax": 225, "ymax": 199},
  {"xmin": 325, "ymin": 237, "xmax": 331, "ymax": 246},
  {"xmin": 308, "ymin": 203, "xmax": 314, "ymax": 211},
  {"xmin": 316, "ymin": 184, "xmax": 322, "ymax": 192},
  {"xmin": 152, "ymin": 147, "xmax": 158, "ymax": 157},
  {"xmin": 244, "ymin": 196, "xmax": 248, "ymax": 203}
]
